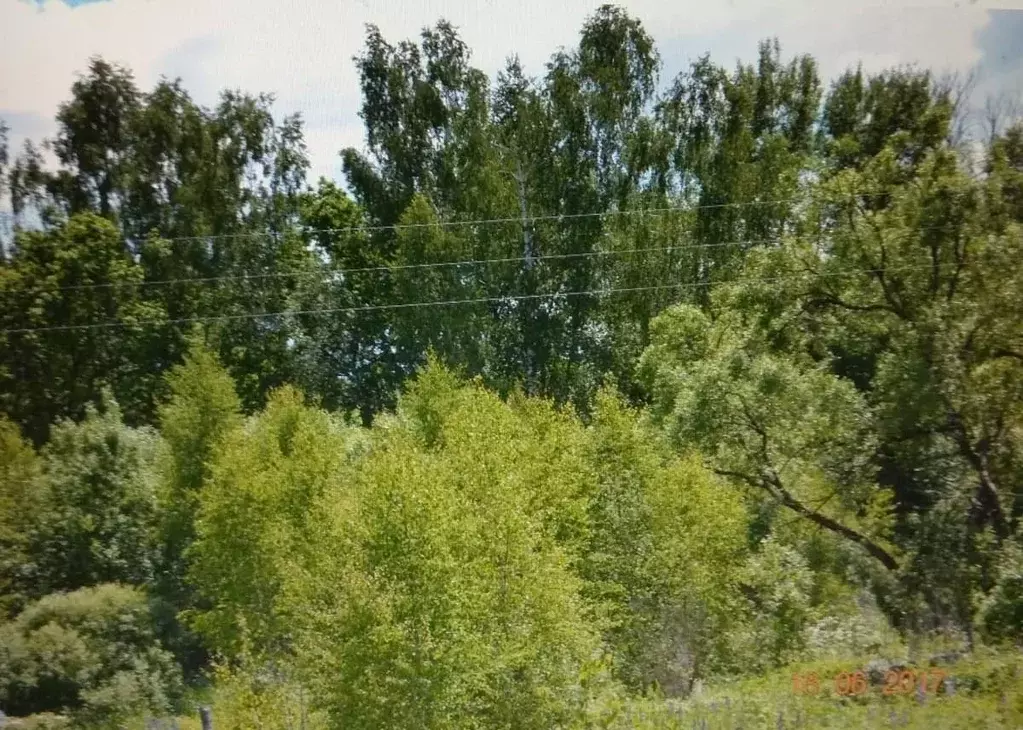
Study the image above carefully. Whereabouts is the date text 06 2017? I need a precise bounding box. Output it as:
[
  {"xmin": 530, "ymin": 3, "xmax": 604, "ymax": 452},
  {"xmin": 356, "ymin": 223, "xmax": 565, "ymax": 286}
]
[{"xmin": 791, "ymin": 668, "xmax": 948, "ymax": 697}]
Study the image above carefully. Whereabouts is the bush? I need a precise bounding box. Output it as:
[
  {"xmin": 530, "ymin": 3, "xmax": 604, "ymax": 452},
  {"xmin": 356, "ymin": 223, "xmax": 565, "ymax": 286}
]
[
  {"xmin": 196, "ymin": 659, "xmax": 327, "ymax": 730},
  {"xmin": 30, "ymin": 398, "xmax": 161, "ymax": 595},
  {"xmin": 280, "ymin": 369, "xmax": 605, "ymax": 730},
  {"xmin": 3, "ymin": 714, "xmax": 71, "ymax": 730},
  {"xmin": 0, "ymin": 584, "xmax": 182, "ymax": 724},
  {"xmin": 0, "ymin": 417, "xmax": 44, "ymax": 617},
  {"xmin": 979, "ymin": 539, "xmax": 1023, "ymax": 644},
  {"xmin": 728, "ymin": 538, "xmax": 815, "ymax": 671}
]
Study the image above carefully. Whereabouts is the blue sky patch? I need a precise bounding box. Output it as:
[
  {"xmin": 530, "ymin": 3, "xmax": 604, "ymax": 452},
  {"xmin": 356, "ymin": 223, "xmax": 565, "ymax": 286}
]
[{"xmin": 34, "ymin": 0, "xmax": 111, "ymax": 8}]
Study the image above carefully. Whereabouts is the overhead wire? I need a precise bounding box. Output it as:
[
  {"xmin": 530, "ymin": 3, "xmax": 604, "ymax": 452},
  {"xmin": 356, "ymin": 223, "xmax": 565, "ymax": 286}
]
[
  {"xmin": 18, "ymin": 223, "xmax": 968, "ymax": 295},
  {"xmin": 0, "ymin": 262, "xmax": 950, "ymax": 335},
  {"xmin": 28, "ymin": 237, "xmax": 781, "ymax": 294},
  {"xmin": 142, "ymin": 188, "xmax": 972, "ymax": 242},
  {"xmin": 1, "ymin": 187, "xmax": 960, "ymax": 250}
]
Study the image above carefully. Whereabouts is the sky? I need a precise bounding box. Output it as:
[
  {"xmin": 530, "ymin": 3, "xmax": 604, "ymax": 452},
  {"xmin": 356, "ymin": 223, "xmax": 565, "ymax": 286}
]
[{"xmin": 2, "ymin": 0, "xmax": 1022, "ymax": 184}]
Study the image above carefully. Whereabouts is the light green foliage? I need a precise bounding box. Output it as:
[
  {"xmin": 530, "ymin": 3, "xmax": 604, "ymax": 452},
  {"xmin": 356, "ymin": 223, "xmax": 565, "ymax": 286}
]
[
  {"xmin": 733, "ymin": 538, "xmax": 815, "ymax": 669},
  {"xmin": 156, "ymin": 338, "xmax": 242, "ymax": 605},
  {"xmin": 0, "ymin": 584, "xmax": 182, "ymax": 724},
  {"xmin": 0, "ymin": 418, "xmax": 44, "ymax": 615},
  {"xmin": 152, "ymin": 337, "xmax": 243, "ymax": 677},
  {"xmin": 185, "ymin": 386, "xmax": 353, "ymax": 657},
  {"xmin": 159, "ymin": 337, "xmax": 243, "ymax": 499},
  {"xmin": 191, "ymin": 660, "xmax": 327, "ymax": 730},
  {"xmin": 584, "ymin": 388, "xmax": 749, "ymax": 692},
  {"xmin": 282, "ymin": 363, "xmax": 603, "ymax": 729},
  {"xmin": 640, "ymin": 304, "xmax": 897, "ymax": 571},
  {"xmin": 30, "ymin": 396, "xmax": 160, "ymax": 595}
]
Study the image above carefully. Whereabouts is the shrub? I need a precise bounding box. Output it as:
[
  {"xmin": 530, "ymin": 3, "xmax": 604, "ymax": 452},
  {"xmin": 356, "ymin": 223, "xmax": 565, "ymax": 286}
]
[
  {"xmin": 979, "ymin": 539, "xmax": 1023, "ymax": 644},
  {"xmin": 0, "ymin": 584, "xmax": 182, "ymax": 724}
]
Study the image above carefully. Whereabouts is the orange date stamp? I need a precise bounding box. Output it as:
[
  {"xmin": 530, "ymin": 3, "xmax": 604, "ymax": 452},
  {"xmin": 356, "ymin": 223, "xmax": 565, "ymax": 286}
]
[{"xmin": 792, "ymin": 667, "xmax": 948, "ymax": 697}]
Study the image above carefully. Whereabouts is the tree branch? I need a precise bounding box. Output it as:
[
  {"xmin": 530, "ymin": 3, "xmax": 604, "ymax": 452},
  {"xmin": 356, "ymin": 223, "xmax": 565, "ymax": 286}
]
[
  {"xmin": 991, "ymin": 348, "xmax": 1023, "ymax": 364},
  {"xmin": 712, "ymin": 465, "xmax": 899, "ymax": 571},
  {"xmin": 946, "ymin": 409, "xmax": 1009, "ymax": 540},
  {"xmin": 763, "ymin": 469, "xmax": 900, "ymax": 571}
]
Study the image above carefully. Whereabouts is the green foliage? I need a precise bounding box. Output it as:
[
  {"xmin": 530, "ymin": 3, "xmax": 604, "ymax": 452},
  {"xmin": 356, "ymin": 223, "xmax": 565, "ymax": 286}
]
[
  {"xmin": 185, "ymin": 386, "xmax": 354, "ymax": 657},
  {"xmin": 282, "ymin": 364, "xmax": 603, "ymax": 729},
  {"xmin": 153, "ymin": 337, "xmax": 242, "ymax": 677},
  {"xmin": 667, "ymin": 648, "xmax": 1023, "ymax": 729},
  {"xmin": 979, "ymin": 536, "xmax": 1023, "ymax": 643},
  {"xmin": 640, "ymin": 304, "xmax": 897, "ymax": 571},
  {"xmin": 195, "ymin": 660, "xmax": 327, "ymax": 730},
  {"xmin": 583, "ymin": 388, "xmax": 749, "ymax": 693},
  {"xmin": 0, "ymin": 418, "xmax": 44, "ymax": 616},
  {"xmin": 734, "ymin": 538, "xmax": 815, "ymax": 669},
  {"xmin": 0, "ymin": 584, "xmax": 182, "ymax": 722},
  {"xmin": 0, "ymin": 213, "xmax": 166, "ymax": 444},
  {"xmin": 155, "ymin": 338, "xmax": 241, "ymax": 604},
  {"xmin": 822, "ymin": 67, "xmax": 952, "ymax": 169},
  {"xmin": 29, "ymin": 396, "xmax": 160, "ymax": 596},
  {"xmin": 5, "ymin": 7, "xmax": 1023, "ymax": 728}
]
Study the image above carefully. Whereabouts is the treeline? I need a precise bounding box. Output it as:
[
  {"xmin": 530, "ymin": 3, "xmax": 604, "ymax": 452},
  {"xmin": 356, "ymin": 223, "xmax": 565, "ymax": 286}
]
[{"xmin": 1, "ymin": 3, "xmax": 1022, "ymax": 727}]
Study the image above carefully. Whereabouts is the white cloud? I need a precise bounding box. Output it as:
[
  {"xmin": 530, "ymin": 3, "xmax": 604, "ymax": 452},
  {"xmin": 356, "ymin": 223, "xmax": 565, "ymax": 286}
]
[{"xmin": 0, "ymin": 0, "xmax": 1015, "ymax": 182}]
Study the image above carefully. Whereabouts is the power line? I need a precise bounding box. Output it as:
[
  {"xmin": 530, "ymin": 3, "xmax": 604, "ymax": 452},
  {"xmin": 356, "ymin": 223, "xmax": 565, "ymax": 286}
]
[
  {"xmin": 21, "ymin": 224, "xmax": 965, "ymax": 295},
  {"xmin": 160, "ymin": 189, "xmax": 976, "ymax": 242},
  {"xmin": 162, "ymin": 197, "xmax": 799, "ymax": 241},
  {"xmin": 35, "ymin": 237, "xmax": 781, "ymax": 294},
  {"xmin": 2, "ymin": 189, "xmax": 947, "ymax": 247},
  {"xmin": 0, "ymin": 263, "xmax": 947, "ymax": 335}
]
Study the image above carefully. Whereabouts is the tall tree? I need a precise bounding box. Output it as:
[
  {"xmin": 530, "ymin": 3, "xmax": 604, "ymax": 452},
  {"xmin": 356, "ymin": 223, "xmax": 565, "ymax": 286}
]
[
  {"xmin": 0, "ymin": 213, "xmax": 165, "ymax": 443},
  {"xmin": 52, "ymin": 57, "xmax": 141, "ymax": 217}
]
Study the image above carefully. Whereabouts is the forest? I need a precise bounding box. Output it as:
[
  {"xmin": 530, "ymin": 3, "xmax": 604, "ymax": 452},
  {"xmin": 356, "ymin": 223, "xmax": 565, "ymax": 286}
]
[{"xmin": 0, "ymin": 4, "xmax": 1022, "ymax": 728}]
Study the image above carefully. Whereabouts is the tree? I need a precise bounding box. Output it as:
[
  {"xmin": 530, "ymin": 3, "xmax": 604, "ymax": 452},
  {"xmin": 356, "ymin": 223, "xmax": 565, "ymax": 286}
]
[
  {"xmin": 29, "ymin": 394, "xmax": 161, "ymax": 595},
  {"xmin": 281, "ymin": 362, "xmax": 603, "ymax": 729},
  {"xmin": 186, "ymin": 386, "xmax": 355, "ymax": 658},
  {"xmin": 821, "ymin": 66, "xmax": 952, "ymax": 173},
  {"xmin": 704, "ymin": 136, "xmax": 1023, "ymax": 630},
  {"xmin": 150, "ymin": 336, "xmax": 243, "ymax": 674},
  {"xmin": 52, "ymin": 57, "xmax": 141, "ymax": 217},
  {"xmin": 582, "ymin": 388, "xmax": 749, "ymax": 694},
  {"xmin": 0, "ymin": 584, "xmax": 182, "ymax": 721},
  {"xmin": 0, "ymin": 213, "xmax": 166, "ymax": 443},
  {"xmin": 290, "ymin": 179, "xmax": 399, "ymax": 422},
  {"xmin": 0, "ymin": 418, "xmax": 44, "ymax": 616},
  {"xmin": 640, "ymin": 305, "xmax": 898, "ymax": 571}
]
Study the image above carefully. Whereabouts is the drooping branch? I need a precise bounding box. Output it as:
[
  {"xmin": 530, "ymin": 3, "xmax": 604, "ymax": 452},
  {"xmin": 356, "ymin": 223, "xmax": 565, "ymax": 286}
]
[
  {"xmin": 713, "ymin": 465, "xmax": 899, "ymax": 571},
  {"xmin": 763, "ymin": 469, "xmax": 900, "ymax": 571},
  {"xmin": 715, "ymin": 396, "xmax": 901, "ymax": 572},
  {"xmin": 991, "ymin": 348, "xmax": 1023, "ymax": 364}
]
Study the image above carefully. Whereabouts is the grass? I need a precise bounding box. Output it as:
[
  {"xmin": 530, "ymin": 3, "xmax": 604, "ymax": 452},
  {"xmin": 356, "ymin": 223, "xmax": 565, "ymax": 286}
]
[
  {"xmin": 649, "ymin": 645, "xmax": 1023, "ymax": 729},
  {"xmin": 26, "ymin": 643, "xmax": 1017, "ymax": 729}
]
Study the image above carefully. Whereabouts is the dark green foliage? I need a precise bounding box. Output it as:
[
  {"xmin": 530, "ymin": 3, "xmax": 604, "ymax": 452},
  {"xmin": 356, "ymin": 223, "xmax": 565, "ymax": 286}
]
[
  {"xmin": 0, "ymin": 214, "xmax": 165, "ymax": 444},
  {"xmin": 0, "ymin": 584, "xmax": 182, "ymax": 721},
  {"xmin": 28, "ymin": 396, "xmax": 160, "ymax": 597},
  {"xmin": 980, "ymin": 537, "xmax": 1023, "ymax": 643}
]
